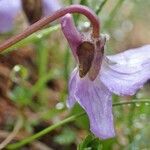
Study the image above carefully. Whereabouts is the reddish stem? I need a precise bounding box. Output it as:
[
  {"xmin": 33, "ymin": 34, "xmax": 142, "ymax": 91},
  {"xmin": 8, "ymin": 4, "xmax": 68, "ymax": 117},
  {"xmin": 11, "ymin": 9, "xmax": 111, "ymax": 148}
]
[{"xmin": 0, "ymin": 5, "xmax": 100, "ymax": 52}]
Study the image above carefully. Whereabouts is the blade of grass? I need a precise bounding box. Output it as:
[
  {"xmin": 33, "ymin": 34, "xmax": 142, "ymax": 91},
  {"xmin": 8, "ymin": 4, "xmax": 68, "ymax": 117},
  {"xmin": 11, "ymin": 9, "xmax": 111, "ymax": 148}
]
[
  {"xmin": 64, "ymin": 48, "xmax": 71, "ymax": 81},
  {"xmin": 31, "ymin": 69, "xmax": 62, "ymax": 95},
  {"xmin": 96, "ymin": 0, "xmax": 109, "ymax": 15},
  {"xmin": 104, "ymin": 0, "xmax": 125, "ymax": 28}
]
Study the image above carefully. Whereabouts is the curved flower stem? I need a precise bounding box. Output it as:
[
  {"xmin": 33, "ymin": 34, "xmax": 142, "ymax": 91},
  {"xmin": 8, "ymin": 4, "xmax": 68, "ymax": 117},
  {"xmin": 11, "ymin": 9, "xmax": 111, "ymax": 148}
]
[
  {"xmin": 6, "ymin": 99, "xmax": 150, "ymax": 149},
  {"xmin": 0, "ymin": 5, "xmax": 100, "ymax": 52}
]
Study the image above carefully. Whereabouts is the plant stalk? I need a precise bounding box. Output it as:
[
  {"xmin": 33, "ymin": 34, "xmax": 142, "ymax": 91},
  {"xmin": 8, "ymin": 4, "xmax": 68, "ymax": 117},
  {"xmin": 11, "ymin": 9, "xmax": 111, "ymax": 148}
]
[{"xmin": 0, "ymin": 5, "xmax": 100, "ymax": 52}]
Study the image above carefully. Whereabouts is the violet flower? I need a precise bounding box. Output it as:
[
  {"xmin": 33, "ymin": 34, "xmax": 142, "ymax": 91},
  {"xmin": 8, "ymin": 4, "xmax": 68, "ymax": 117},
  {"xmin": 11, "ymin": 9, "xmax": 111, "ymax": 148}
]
[
  {"xmin": 61, "ymin": 14, "xmax": 150, "ymax": 139},
  {"xmin": 42, "ymin": 0, "xmax": 61, "ymax": 16},
  {"xmin": 0, "ymin": 0, "xmax": 21, "ymax": 33},
  {"xmin": 0, "ymin": 0, "xmax": 60, "ymax": 32},
  {"xmin": 22, "ymin": 0, "xmax": 61, "ymax": 24}
]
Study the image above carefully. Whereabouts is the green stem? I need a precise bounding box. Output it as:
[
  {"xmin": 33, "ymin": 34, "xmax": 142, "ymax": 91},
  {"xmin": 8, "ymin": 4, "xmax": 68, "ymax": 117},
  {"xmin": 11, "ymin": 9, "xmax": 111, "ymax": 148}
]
[
  {"xmin": 31, "ymin": 69, "xmax": 62, "ymax": 95},
  {"xmin": 96, "ymin": 0, "xmax": 108, "ymax": 15},
  {"xmin": 7, "ymin": 99, "xmax": 150, "ymax": 149},
  {"xmin": 36, "ymin": 40, "xmax": 48, "ymax": 78},
  {"xmin": 64, "ymin": 48, "xmax": 71, "ymax": 81},
  {"xmin": 7, "ymin": 112, "xmax": 85, "ymax": 149},
  {"xmin": 112, "ymin": 99, "xmax": 150, "ymax": 106},
  {"xmin": 104, "ymin": 0, "xmax": 125, "ymax": 28},
  {"xmin": 69, "ymin": 0, "xmax": 73, "ymax": 5}
]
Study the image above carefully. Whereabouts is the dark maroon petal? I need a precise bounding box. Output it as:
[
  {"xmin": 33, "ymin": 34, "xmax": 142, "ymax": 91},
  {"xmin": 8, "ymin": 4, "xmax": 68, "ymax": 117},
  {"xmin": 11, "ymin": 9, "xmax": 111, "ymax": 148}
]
[{"xmin": 88, "ymin": 39, "xmax": 104, "ymax": 80}]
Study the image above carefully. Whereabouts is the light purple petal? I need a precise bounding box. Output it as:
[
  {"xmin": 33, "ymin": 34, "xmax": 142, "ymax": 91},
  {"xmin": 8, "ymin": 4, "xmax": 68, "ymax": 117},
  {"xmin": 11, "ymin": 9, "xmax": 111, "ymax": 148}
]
[
  {"xmin": 0, "ymin": 0, "xmax": 21, "ymax": 33},
  {"xmin": 67, "ymin": 67, "xmax": 78, "ymax": 108},
  {"xmin": 61, "ymin": 14, "xmax": 82, "ymax": 59},
  {"xmin": 100, "ymin": 45, "xmax": 150, "ymax": 96},
  {"xmin": 42, "ymin": 0, "xmax": 61, "ymax": 16},
  {"xmin": 75, "ymin": 75, "xmax": 115, "ymax": 139}
]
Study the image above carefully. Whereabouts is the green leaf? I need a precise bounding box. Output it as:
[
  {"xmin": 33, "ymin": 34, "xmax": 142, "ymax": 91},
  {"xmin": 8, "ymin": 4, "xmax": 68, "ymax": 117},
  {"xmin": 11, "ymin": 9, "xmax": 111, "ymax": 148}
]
[
  {"xmin": 9, "ymin": 86, "xmax": 32, "ymax": 106},
  {"xmin": 71, "ymin": 103, "xmax": 89, "ymax": 129},
  {"xmin": 54, "ymin": 128, "xmax": 76, "ymax": 145},
  {"xmin": 78, "ymin": 135, "xmax": 102, "ymax": 150}
]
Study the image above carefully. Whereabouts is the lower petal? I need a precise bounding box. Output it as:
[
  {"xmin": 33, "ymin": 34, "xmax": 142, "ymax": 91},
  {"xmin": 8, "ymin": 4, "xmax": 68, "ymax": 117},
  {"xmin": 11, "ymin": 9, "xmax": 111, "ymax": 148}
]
[{"xmin": 75, "ymin": 76, "xmax": 115, "ymax": 139}]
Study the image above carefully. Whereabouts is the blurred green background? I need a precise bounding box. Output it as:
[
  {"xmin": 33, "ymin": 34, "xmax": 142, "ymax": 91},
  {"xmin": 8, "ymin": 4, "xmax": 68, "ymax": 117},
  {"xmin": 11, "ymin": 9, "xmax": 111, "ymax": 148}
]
[{"xmin": 0, "ymin": 0, "xmax": 150, "ymax": 149}]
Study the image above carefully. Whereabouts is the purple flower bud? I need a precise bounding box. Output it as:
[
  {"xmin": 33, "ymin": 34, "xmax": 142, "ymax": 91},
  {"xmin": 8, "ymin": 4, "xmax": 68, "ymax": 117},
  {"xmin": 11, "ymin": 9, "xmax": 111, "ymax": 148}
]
[
  {"xmin": 0, "ymin": 0, "xmax": 21, "ymax": 33},
  {"xmin": 61, "ymin": 14, "xmax": 150, "ymax": 139},
  {"xmin": 42, "ymin": 0, "xmax": 61, "ymax": 16},
  {"xmin": 22, "ymin": 0, "xmax": 61, "ymax": 24},
  {"xmin": 0, "ymin": 0, "xmax": 61, "ymax": 32}
]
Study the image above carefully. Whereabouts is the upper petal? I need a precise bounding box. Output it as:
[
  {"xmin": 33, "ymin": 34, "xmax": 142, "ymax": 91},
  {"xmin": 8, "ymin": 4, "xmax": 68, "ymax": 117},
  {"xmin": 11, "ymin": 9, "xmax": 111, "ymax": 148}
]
[
  {"xmin": 75, "ymin": 75, "xmax": 115, "ymax": 139},
  {"xmin": 0, "ymin": 0, "xmax": 21, "ymax": 33},
  {"xmin": 61, "ymin": 14, "xmax": 82, "ymax": 59},
  {"xmin": 100, "ymin": 45, "xmax": 150, "ymax": 95}
]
